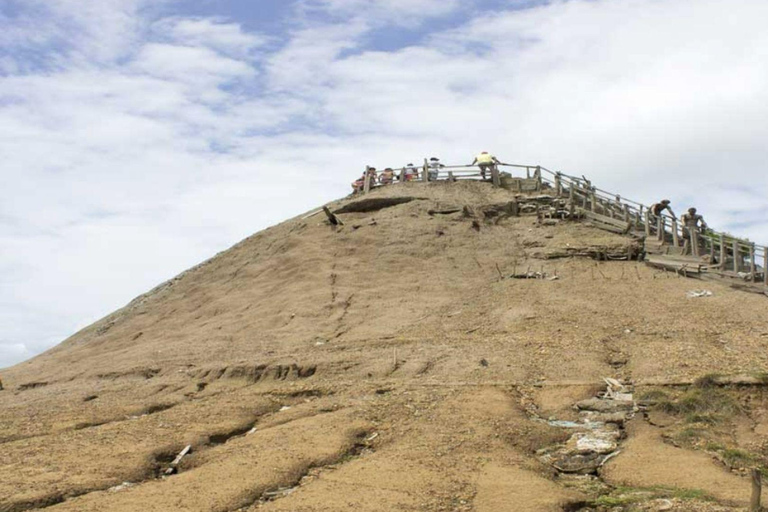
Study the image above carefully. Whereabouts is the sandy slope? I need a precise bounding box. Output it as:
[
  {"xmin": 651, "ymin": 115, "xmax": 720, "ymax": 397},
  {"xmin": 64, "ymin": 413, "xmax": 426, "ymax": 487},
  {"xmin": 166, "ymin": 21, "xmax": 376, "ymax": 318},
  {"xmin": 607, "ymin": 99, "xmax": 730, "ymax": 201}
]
[{"xmin": 2, "ymin": 181, "xmax": 768, "ymax": 512}]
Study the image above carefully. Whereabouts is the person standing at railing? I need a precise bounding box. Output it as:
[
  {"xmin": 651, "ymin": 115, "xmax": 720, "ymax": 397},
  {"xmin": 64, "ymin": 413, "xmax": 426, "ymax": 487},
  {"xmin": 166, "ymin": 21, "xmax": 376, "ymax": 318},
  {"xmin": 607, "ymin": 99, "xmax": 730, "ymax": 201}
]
[
  {"xmin": 681, "ymin": 207, "xmax": 708, "ymax": 238},
  {"xmin": 351, "ymin": 173, "xmax": 365, "ymax": 194},
  {"xmin": 402, "ymin": 163, "xmax": 418, "ymax": 181},
  {"xmin": 649, "ymin": 199, "xmax": 677, "ymax": 221},
  {"xmin": 366, "ymin": 166, "xmax": 377, "ymax": 189},
  {"xmin": 379, "ymin": 168, "xmax": 395, "ymax": 185},
  {"xmin": 427, "ymin": 157, "xmax": 444, "ymax": 181},
  {"xmin": 471, "ymin": 151, "xmax": 501, "ymax": 180}
]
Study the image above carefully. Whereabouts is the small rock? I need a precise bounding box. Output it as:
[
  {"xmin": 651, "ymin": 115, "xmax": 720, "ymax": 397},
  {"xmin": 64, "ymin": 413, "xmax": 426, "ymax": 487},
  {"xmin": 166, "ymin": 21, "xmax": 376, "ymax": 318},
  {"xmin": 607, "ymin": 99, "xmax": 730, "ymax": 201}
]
[{"xmin": 479, "ymin": 359, "xmax": 489, "ymax": 367}]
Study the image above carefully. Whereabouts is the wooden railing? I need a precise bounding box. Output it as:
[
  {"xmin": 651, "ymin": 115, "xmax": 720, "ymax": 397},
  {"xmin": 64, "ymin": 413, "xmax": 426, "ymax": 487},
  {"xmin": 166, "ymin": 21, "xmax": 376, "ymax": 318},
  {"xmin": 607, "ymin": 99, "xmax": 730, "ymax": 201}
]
[{"xmin": 355, "ymin": 161, "xmax": 767, "ymax": 287}]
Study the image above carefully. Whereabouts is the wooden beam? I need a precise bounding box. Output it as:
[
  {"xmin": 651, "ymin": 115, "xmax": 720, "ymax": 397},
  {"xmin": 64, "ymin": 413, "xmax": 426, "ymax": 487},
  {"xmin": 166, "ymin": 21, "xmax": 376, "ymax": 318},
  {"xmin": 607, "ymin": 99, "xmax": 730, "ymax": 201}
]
[
  {"xmin": 733, "ymin": 240, "xmax": 740, "ymax": 272},
  {"xmin": 422, "ymin": 158, "xmax": 429, "ymax": 183},
  {"xmin": 399, "ymin": 167, "xmax": 406, "ymax": 183},
  {"xmin": 750, "ymin": 244, "xmax": 756, "ymax": 282},
  {"xmin": 554, "ymin": 174, "xmax": 562, "ymax": 196}
]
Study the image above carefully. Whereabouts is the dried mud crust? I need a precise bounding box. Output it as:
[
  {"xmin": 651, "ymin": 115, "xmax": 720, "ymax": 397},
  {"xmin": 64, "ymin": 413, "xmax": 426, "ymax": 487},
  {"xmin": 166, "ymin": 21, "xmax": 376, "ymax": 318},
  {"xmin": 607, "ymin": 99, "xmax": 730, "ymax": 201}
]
[{"xmin": 2, "ymin": 181, "xmax": 768, "ymax": 511}]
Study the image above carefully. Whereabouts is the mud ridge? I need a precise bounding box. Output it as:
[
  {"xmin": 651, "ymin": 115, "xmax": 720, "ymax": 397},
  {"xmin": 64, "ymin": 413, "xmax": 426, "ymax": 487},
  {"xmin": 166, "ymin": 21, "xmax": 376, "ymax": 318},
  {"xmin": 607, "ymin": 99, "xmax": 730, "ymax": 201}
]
[{"xmin": 231, "ymin": 429, "xmax": 373, "ymax": 511}]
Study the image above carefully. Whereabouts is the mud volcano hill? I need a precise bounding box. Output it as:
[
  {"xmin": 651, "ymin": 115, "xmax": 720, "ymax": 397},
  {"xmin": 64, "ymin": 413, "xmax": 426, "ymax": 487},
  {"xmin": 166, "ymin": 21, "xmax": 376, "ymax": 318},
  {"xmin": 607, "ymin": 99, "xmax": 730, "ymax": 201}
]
[{"xmin": 2, "ymin": 180, "xmax": 768, "ymax": 512}]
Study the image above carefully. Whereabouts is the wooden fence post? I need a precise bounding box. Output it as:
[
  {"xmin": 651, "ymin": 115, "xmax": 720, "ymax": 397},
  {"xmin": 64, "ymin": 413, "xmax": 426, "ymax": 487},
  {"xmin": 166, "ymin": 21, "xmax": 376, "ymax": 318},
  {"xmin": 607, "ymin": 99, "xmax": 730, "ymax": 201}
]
[
  {"xmin": 555, "ymin": 173, "xmax": 562, "ymax": 196},
  {"xmin": 750, "ymin": 468, "xmax": 761, "ymax": 512},
  {"xmin": 750, "ymin": 244, "xmax": 756, "ymax": 282},
  {"xmin": 399, "ymin": 167, "xmax": 406, "ymax": 183},
  {"xmin": 569, "ymin": 185, "xmax": 575, "ymax": 218},
  {"xmin": 733, "ymin": 241, "xmax": 740, "ymax": 273},
  {"xmin": 590, "ymin": 190, "xmax": 597, "ymax": 212},
  {"xmin": 691, "ymin": 229, "xmax": 700, "ymax": 257},
  {"xmin": 448, "ymin": 171, "xmax": 454, "ymax": 182},
  {"xmin": 720, "ymin": 234, "xmax": 727, "ymax": 271},
  {"xmin": 645, "ymin": 211, "xmax": 651, "ymax": 237},
  {"xmin": 763, "ymin": 247, "xmax": 768, "ymax": 287},
  {"xmin": 671, "ymin": 219, "xmax": 679, "ymax": 247},
  {"xmin": 657, "ymin": 217, "xmax": 664, "ymax": 242},
  {"xmin": 422, "ymin": 158, "xmax": 429, "ymax": 183},
  {"xmin": 363, "ymin": 167, "xmax": 372, "ymax": 195},
  {"xmin": 491, "ymin": 166, "xmax": 501, "ymax": 188},
  {"xmin": 535, "ymin": 166, "xmax": 542, "ymax": 190}
]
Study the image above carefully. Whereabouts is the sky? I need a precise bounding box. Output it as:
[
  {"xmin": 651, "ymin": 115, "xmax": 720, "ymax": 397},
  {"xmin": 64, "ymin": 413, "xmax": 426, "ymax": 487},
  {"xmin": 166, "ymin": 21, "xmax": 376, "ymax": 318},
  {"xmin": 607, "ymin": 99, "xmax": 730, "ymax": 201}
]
[{"xmin": 1, "ymin": 0, "xmax": 767, "ymax": 368}]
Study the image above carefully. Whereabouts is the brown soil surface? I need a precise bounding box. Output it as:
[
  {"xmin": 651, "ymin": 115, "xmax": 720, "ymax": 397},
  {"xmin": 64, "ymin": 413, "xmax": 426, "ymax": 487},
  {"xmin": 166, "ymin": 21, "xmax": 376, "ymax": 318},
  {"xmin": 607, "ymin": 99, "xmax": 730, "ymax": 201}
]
[{"xmin": 2, "ymin": 181, "xmax": 768, "ymax": 511}]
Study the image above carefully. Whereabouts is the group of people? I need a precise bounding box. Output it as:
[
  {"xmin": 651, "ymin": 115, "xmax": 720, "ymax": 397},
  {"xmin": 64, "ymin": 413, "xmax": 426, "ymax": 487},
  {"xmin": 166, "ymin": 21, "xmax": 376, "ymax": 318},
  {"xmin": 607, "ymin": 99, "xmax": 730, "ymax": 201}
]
[
  {"xmin": 351, "ymin": 152, "xmax": 503, "ymax": 193},
  {"xmin": 650, "ymin": 199, "xmax": 708, "ymax": 237}
]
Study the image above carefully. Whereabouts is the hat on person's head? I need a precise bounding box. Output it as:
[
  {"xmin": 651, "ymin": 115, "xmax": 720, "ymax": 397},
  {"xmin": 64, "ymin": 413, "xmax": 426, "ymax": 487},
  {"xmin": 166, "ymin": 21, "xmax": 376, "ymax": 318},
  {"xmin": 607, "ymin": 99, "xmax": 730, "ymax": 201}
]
[
  {"xmin": 481, "ymin": 151, "xmax": 489, "ymax": 154},
  {"xmin": 430, "ymin": 157, "xmax": 439, "ymax": 161},
  {"xmin": 407, "ymin": 163, "xmax": 413, "ymax": 166},
  {"xmin": 661, "ymin": 199, "xmax": 670, "ymax": 204}
]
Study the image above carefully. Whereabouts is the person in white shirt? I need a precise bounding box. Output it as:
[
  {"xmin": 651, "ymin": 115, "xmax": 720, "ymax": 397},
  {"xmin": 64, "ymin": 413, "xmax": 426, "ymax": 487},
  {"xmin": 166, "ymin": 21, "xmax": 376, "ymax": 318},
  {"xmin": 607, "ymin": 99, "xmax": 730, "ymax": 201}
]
[{"xmin": 428, "ymin": 157, "xmax": 444, "ymax": 181}]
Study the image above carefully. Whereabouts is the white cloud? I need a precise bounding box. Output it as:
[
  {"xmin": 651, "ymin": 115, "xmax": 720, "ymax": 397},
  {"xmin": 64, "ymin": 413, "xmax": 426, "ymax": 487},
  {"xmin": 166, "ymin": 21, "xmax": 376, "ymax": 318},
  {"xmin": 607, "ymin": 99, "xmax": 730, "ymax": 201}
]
[
  {"xmin": 152, "ymin": 17, "xmax": 268, "ymax": 57},
  {"xmin": 1, "ymin": 0, "xmax": 768, "ymax": 367}
]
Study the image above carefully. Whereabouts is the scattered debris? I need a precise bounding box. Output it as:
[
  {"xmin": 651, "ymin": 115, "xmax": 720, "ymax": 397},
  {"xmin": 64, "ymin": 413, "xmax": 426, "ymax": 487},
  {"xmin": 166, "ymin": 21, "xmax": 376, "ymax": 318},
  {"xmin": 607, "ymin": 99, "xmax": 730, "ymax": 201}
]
[
  {"xmin": 540, "ymin": 378, "xmax": 636, "ymax": 475},
  {"xmin": 108, "ymin": 482, "xmax": 134, "ymax": 493},
  {"xmin": 246, "ymin": 427, "xmax": 257, "ymax": 435},
  {"xmin": 365, "ymin": 432, "xmax": 379, "ymax": 442},
  {"xmin": 479, "ymin": 359, "xmax": 489, "ymax": 367},
  {"xmin": 279, "ymin": 406, "xmax": 291, "ymax": 412},
  {"xmin": 164, "ymin": 445, "xmax": 192, "ymax": 476},
  {"xmin": 687, "ymin": 289, "xmax": 713, "ymax": 298}
]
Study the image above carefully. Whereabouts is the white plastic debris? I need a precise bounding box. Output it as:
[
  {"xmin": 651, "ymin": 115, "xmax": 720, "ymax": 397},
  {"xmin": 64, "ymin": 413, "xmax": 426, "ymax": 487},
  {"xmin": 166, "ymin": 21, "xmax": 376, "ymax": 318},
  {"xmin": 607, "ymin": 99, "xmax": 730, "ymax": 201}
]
[
  {"xmin": 279, "ymin": 406, "xmax": 291, "ymax": 412},
  {"xmin": 687, "ymin": 290, "xmax": 713, "ymax": 298},
  {"xmin": 109, "ymin": 482, "xmax": 134, "ymax": 493}
]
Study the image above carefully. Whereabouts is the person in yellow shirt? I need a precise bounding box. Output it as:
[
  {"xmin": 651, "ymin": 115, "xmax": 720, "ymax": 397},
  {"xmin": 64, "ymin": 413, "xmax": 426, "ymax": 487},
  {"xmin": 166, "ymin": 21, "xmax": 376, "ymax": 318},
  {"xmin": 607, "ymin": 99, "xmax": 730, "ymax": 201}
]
[{"xmin": 471, "ymin": 151, "xmax": 501, "ymax": 179}]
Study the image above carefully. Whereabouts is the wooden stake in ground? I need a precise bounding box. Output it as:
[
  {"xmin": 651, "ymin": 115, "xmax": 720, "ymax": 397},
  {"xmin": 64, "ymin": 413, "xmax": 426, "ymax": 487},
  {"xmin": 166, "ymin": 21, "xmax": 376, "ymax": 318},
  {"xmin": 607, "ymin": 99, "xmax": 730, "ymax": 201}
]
[
  {"xmin": 322, "ymin": 206, "xmax": 343, "ymax": 226},
  {"xmin": 750, "ymin": 468, "xmax": 762, "ymax": 512}
]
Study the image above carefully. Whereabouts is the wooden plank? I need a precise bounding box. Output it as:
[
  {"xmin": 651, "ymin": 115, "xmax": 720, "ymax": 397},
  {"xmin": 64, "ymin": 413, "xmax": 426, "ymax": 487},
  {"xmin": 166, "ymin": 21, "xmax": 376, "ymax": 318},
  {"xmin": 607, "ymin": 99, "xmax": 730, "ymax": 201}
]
[
  {"xmin": 733, "ymin": 240, "xmax": 740, "ymax": 272},
  {"xmin": 645, "ymin": 255, "xmax": 703, "ymax": 274},
  {"xmin": 750, "ymin": 244, "xmax": 756, "ymax": 282}
]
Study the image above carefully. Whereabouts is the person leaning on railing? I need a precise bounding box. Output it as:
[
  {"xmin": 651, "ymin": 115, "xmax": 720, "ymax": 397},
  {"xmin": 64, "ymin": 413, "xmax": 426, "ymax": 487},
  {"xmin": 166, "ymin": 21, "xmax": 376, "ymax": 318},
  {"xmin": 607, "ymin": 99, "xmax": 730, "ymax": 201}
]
[
  {"xmin": 649, "ymin": 199, "xmax": 677, "ymax": 221},
  {"xmin": 471, "ymin": 151, "xmax": 501, "ymax": 179}
]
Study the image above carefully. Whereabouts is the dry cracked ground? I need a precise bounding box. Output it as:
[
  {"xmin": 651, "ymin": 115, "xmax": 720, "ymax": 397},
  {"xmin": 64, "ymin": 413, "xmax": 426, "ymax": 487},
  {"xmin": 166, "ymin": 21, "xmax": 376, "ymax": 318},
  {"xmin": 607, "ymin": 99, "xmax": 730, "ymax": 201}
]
[{"xmin": 2, "ymin": 181, "xmax": 768, "ymax": 512}]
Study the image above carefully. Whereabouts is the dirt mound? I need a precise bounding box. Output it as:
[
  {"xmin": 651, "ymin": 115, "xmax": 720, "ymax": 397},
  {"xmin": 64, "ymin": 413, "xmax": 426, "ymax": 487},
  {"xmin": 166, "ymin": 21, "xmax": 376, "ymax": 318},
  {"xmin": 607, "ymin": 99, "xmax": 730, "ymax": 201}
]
[{"xmin": 2, "ymin": 180, "xmax": 767, "ymax": 511}]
